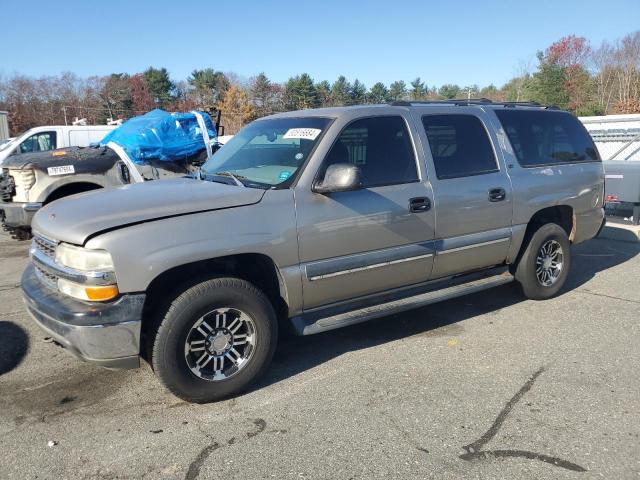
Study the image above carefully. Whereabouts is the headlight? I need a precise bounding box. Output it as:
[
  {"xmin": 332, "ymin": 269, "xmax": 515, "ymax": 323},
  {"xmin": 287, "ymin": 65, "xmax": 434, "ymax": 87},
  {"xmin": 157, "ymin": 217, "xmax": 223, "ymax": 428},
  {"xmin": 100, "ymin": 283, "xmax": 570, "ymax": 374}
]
[
  {"xmin": 55, "ymin": 243, "xmax": 114, "ymax": 271},
  {"xmin": 58, "ymin": 278, "xmax": 119, "ymax": 302},
  {"xmin": 11, "ymin": 168, "xmax": 36, "ymax": 190}
]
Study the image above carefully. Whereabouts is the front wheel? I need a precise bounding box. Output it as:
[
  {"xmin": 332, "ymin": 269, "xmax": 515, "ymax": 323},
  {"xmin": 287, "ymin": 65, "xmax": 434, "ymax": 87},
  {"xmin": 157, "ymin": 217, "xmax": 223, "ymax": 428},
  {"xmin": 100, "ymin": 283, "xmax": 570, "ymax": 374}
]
[
  {"xmin": 151, "ymin": 277, "xmax": 278, "ymax": 403},
  {"xmin": 515, "ymin": 223, "xmax": 571, "ymax": 300}
]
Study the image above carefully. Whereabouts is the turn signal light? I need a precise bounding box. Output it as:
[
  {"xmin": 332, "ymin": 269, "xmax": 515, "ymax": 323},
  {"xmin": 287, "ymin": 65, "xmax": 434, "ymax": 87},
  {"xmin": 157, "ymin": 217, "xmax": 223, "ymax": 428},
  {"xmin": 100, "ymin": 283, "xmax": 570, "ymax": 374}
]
[
  {"xmin": 58, "ymin": 278, "xmax": 119, "ymax": 302},
  {"xmin": 85, "ymin": 285, "xmax": 119, "ymax": 301}
]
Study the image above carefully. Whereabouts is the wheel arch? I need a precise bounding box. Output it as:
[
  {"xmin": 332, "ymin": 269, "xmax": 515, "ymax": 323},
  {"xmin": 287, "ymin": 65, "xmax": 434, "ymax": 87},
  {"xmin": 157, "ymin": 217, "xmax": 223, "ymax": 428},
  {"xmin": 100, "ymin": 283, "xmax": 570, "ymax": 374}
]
[
  {"xmin": 43, "ymin": 181, "xmax": 104, "ymax": 204},
  {"xmin": 141, "ymin": 253, "xmax": 289, "ymax": 348},
  {"xmin": 511, "ymin": 205, "xmax": 574, "ymax": 271}
]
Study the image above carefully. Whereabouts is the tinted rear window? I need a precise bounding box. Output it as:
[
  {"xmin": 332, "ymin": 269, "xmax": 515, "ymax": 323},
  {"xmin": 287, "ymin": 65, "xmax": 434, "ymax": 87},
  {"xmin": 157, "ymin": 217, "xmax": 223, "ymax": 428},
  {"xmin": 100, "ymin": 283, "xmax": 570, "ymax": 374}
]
[
  {"xmin": 422, "ymin": 114, "xmax": 498, "ymax": 179},
  {"xmin": 494, "ymin": 110, "xmax": 599, "ymax": 167}
]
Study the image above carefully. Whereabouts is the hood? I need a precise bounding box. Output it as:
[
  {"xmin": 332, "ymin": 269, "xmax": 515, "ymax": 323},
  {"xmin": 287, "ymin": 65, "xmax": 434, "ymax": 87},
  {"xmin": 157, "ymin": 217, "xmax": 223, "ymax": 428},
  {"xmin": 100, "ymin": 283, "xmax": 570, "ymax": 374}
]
[
  {"xmin": 32, "ymin": 177, "xmax": 266, "ymax": 245},
  {"xmin": 2, "ymin": 149, "xmax": 62, "ymax": 169}
]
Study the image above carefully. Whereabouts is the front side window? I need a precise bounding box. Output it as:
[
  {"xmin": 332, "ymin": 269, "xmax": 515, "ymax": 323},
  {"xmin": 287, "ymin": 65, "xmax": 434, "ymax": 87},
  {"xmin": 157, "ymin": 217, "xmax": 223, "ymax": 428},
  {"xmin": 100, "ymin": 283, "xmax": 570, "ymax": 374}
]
[
  {"xmin": 422, "ymin": 115, "xmax": 498, "ymax": 179},
  {"xmin": 323, "ymin": 116, "xmax": 418, "ymax": 187},
  {"xmin": 202, "ymin": 117, "xmax": 331, "ymax": 188},
  {"xmin": 19, "ymin": 131, "xmax": 57, "ymax": 154},
  {"xmin": 494, "ymin": 110, "xmax": 600, "ymax": 167}
]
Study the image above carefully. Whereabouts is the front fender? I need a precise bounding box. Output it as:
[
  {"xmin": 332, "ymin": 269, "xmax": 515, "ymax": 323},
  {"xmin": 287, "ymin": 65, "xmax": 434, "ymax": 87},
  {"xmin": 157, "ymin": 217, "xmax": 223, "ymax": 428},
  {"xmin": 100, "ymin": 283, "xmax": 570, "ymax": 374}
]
[{"xmin": 84, "ymin": 189, "xmax": 304, "ymax": 315}]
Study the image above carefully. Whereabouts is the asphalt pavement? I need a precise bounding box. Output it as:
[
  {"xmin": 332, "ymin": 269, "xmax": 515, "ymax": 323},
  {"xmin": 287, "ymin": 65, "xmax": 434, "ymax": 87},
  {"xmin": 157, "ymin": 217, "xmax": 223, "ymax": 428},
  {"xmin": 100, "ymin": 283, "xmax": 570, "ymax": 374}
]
[{"xmin": 0, "ymin": 227, "xmax": 639, "ymax": 479}]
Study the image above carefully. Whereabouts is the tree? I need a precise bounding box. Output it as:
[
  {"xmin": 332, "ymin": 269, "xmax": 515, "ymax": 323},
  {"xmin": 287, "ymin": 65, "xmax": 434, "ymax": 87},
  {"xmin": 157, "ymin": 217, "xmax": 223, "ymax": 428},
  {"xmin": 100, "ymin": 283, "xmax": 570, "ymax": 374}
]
[
  {"xmin": 410, "ymin": 77, "xmax": 425, "ymax": 100},
  {"xmin": 350, "ymin": 79, "xmax": 367, "ymax": 105},
  {"xmin": 612, "ymin": 31, "xmax": 640, "ymax": 113},
  {"xmin": 214, "ymin": 72, "xmax": 231, "ymax": 104},
  {"xmin": 368, "ymin": 82, "xmax": 389, "ymax": 103},
  {"xmin": 143, "ymin": 67, "xmax": 174, "ymax": 107},
  {"xmin": 479, "ymin": 84, "xmax": 500, "ymax": 100},
  {"xmin": 546, "ymin": 35, "xmax": 591, "ymax": 70},
  {"xmin": 388, "ymin": 80, "xmax": 407, "ymax": 101},
  {"xmin": 591, "ymin": 40, "xmax": 617, "ymax": 113},
  {"xmin": 545, "ymin": 35, "xmax": 592, "ymax": 111},
  {"xmin": 438, "ymin": 84, "xmax": 461, "ymax": 99},
  {"xmin": 216, "ymin": 84, "xmax": 255, "ymax": 133},
  {"xmin": 315, "ymin": 80, "xmax": 332, "ymax": 107},
  {"xmin": 526, "ymin": 52, "xmax": 570, "ymax": 109},
  {"xmin": 331, "ymin": 76, "xmax": 351, "ymax": 106},
  {"xmin": 98, "ymin": 73, "xmax": 132, "ymax": 121},
  {"xmin": 129, "ymin": 73, "xmax": 155, "ymax": 113},
  {"xmin": 188, "ymin": 68, "xmax": 218, "ymax": 108},
  {"xmin": 285, "ymin": 73, "xmax": 317, "ymax": 110},
  {"xmin": 251, "ymin": 72, "xmax": 274, "ymax": 117}
]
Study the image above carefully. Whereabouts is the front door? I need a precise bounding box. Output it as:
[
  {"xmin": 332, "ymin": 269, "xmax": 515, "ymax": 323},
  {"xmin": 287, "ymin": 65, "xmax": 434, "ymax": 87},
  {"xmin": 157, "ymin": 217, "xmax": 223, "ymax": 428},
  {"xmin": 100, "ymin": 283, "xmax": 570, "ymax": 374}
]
[
  {"xmin": 295, "ymin": 115, "xmax": 436, "ymax": 310},
  {"xmin": 416, "ymin": 111, "xmax": 513, "ymax": 279}
]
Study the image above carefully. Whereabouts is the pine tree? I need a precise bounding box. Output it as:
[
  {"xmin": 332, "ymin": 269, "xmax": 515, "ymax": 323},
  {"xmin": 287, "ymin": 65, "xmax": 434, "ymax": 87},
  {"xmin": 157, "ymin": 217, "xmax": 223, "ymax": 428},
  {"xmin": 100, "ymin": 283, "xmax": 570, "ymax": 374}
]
[
  {"xmin": 369, "ymin": 82, "xmax": 389, "ymax": 103},
  {"xmin": 388, "ymin": 80, "xmax": 407, "ymax": 101},
  {"xmin": 331, "ymin": 76, "xmax": 351, "ymax": 106},
  {"xmin": 315, "ymin": 80, "xmax": 332, "ymax": 107},
  {"xmin": 350, "ymin": 79, "xmax": 367, "ymax": 105},
  {"xmin": 438, "ymin": 84, "xmax": 461, "ymax": 99},
  {"xmin": 143, "ymin": 67, "xmax": 174, "ymax": 107},
  {"xmin": 410, "ymin": 77, "xmax": 425, "ymax": 100},
  {"xmin": 251, "ymin": 72, "xmax": 273, "ymax": 117},
  {"xmin": 285, "ymin": 74, "xmax": 317, "ymax": 110}
]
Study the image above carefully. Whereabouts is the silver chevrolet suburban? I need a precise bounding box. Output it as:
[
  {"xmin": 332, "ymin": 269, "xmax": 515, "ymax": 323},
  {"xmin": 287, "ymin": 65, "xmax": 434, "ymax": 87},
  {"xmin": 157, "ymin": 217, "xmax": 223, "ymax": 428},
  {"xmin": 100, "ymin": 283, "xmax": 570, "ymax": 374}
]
[{"xmin": 21, "ymin": 100, "xmax": 605, "ymax": 402}]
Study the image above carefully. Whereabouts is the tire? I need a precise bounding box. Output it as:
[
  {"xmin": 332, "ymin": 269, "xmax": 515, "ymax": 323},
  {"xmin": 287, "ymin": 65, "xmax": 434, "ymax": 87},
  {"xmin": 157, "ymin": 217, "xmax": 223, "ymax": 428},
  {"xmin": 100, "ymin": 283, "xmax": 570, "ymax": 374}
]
[
  {"xmin": 515, "ymin": 223, "xmax": 571, "ymax": 300},
  {"xmin": 151, "ymin": 277, "xmax": 278, "ymax": 403}
]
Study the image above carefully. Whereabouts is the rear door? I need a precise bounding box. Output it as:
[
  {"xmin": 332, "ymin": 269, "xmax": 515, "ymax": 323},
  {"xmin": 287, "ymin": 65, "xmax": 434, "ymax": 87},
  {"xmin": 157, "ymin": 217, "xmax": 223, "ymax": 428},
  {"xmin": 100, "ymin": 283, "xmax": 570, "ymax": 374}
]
[
  {"xmin": 415, "ymin": 109, "xmax": 513, "ymax": 278},
  {"xmin": 295, "ymin": 113, "xmax": 436, "ymax": 309}
]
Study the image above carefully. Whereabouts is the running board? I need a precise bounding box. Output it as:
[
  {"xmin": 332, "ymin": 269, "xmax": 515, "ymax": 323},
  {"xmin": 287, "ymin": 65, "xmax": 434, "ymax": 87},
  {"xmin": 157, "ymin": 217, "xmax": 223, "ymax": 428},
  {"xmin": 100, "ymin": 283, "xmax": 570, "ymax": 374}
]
[{"xmin": 291, "ymin": 268, "xmax": 514, "ymax": 335}]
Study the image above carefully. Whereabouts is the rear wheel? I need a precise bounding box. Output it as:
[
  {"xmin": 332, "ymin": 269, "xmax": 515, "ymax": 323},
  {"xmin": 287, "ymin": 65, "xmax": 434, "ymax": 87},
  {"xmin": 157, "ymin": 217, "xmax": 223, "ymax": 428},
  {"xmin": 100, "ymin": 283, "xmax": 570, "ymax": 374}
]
[
  {"xmin": 151, "ymin": 277, "xmax": 278, "ymax": 403},
  {"xmin": 515, "ymin": 223, "xmax": 571, "ymax": 300}
]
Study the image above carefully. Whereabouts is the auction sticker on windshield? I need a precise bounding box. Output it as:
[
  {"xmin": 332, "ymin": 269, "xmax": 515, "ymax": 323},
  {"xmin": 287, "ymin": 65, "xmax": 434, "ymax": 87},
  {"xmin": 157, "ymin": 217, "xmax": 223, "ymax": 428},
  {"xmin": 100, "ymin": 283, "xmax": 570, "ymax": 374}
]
[
  {"xmin": 283, "ymin": 128, "xmax": 322, "ymax": 141},
  {"xmin": 47, "ymin": 165, "xmax": 75, "ymax": 176}
]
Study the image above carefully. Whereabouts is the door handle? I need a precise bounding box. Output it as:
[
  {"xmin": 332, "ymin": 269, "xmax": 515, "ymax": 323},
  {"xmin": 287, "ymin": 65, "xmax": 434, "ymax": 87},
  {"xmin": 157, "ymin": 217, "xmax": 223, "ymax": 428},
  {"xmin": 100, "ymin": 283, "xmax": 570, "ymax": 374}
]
[
  {"xmin": 488, "ymin": 188, "xmax": 506, "ymax": 202},
  {"xmin": 409, "ymin": 197, "xmax": 431, "ymax": 212}
]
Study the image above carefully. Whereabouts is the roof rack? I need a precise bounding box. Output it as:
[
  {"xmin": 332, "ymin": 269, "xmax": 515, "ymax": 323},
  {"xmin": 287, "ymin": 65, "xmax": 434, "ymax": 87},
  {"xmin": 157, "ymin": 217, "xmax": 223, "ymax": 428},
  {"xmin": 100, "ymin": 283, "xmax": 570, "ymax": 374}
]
[{"xmin": 389, "ymin": 99, "xmax": 559, "ymax": 109}]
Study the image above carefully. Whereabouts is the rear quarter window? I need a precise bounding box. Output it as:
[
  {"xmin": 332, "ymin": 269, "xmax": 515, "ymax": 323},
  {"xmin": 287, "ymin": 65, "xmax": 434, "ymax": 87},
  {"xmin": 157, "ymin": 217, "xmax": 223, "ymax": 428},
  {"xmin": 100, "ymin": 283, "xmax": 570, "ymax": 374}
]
[{"xmin": 494, "ymin": 110, "xmax": 600, "ymax": 167}]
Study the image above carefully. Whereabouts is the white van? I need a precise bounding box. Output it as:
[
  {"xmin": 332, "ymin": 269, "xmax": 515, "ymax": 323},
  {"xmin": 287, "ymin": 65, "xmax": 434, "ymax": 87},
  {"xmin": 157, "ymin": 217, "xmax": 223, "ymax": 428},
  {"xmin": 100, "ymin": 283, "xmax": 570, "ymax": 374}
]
[{"xmin": 0, "ymin": 125, "xmax": 116, "ymax": 165}]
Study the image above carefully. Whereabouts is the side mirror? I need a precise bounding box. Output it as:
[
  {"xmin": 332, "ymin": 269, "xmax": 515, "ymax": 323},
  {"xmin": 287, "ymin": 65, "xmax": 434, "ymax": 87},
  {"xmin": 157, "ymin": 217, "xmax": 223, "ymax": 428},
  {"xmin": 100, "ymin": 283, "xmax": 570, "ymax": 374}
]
[{"xmin": 313, "ymin": 163, "xmax": 363, "ymax": 194}]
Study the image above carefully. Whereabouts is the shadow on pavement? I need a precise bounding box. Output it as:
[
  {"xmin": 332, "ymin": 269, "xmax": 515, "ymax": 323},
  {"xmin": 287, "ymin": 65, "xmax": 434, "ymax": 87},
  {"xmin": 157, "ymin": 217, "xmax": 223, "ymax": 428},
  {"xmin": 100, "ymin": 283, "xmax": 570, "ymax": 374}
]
[
  {"xmin": 0, "ymin": 321, "xmax": 29, "ymax": 376},
  {"xmin": 257, "ymin": 237, "xmax": 640, "ymax": 391}
]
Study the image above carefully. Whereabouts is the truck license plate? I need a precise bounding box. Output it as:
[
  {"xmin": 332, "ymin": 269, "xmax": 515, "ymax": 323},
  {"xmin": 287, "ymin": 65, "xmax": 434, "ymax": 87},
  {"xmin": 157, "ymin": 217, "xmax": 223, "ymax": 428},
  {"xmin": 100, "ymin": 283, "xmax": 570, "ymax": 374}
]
[{"xmin": 47, "ymin": 165, "xmax": 75, "ymax": 176}]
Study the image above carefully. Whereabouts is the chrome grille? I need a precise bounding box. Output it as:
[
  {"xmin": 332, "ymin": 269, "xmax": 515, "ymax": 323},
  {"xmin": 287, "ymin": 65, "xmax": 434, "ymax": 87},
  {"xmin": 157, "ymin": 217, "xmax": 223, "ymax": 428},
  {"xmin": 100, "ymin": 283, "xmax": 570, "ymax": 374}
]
[
  {"xmin": 31, "ymin": 234, "xmax": 60, "ymax": 290},
  {"xmin": 33, "ymin": 234, "xmax": 58, "ymax": 259},
  {"xmin": 34, "ymin": 262, "xmax": 58, "ymax": 289}
]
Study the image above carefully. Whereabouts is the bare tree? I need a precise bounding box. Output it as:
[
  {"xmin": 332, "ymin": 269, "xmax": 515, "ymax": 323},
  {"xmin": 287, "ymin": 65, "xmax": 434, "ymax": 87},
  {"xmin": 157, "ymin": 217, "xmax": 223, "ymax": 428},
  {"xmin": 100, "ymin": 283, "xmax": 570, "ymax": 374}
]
[
  {"xmin": 590, "ymin": 41, "xmax": 616, "ymax": 112},
  {"xmin": 613, "ymin": 31, "xmax": 640, "ymax": 112}
]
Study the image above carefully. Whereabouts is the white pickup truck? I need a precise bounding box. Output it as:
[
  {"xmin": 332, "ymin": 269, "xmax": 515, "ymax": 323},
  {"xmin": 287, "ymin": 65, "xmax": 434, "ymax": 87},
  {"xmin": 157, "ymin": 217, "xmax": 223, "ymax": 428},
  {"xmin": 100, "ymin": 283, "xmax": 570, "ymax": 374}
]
[{"xmin": 0, "ymin": 125, "xmax": 116, "ymax": 165}]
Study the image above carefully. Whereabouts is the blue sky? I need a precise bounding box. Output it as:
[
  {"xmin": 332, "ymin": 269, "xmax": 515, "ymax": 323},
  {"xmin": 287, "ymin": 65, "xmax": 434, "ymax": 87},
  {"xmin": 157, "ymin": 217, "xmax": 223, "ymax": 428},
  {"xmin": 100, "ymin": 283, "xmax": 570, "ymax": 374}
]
[{"xmin": 2, "ymin": 0, "xmax": 639, "ymax": 88}]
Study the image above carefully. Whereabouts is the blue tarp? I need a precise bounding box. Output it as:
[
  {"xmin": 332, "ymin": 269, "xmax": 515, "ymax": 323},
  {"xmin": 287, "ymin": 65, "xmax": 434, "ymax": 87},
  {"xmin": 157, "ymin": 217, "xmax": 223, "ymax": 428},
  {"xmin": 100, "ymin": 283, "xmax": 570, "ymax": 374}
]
[{"xmin": 100, "ymin": 109, "xmax": 217, "ymax": 165}]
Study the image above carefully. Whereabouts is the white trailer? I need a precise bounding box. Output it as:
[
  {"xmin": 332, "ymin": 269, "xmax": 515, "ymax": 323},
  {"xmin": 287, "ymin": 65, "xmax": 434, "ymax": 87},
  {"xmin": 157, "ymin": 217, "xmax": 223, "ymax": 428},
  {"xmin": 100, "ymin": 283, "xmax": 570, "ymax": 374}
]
[
  {"xmin": 579, "ymin": 114, "xmax": 640, "ymax": 161},
  {"xmin": 580, "ymin": 114, "xmax": 640, "ymax": 224}
]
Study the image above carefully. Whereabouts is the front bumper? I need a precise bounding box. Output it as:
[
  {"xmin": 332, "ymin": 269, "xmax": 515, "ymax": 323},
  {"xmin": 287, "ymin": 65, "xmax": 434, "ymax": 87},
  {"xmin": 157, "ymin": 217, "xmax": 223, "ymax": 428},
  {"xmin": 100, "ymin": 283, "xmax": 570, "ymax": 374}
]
[
  {"xmin": 21, "ymin": 264, "xmax": 145, "ymax": 369},
  {"xmin": 0, "ymin": 201, "xmax": 42, "ymax": 228}
]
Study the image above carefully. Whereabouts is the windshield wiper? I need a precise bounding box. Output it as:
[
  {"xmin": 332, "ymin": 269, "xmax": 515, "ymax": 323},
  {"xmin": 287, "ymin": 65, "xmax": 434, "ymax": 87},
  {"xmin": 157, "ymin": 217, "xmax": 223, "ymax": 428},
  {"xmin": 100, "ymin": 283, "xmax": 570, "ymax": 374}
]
[
  {"xmin": 199, "ymin": 170, "xmax": 247, "ymax": 187},
  {"xmin": 214, "ymin": 171, "xmax": 246, "ymax": 187}
]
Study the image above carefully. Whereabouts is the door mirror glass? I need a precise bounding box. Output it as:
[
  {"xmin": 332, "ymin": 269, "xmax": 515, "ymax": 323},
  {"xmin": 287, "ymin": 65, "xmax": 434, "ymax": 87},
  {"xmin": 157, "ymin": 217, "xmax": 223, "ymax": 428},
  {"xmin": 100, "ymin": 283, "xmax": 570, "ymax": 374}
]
[{"xmin": 313, "ymin": 163, "xmax": 363, "ymax": 194}]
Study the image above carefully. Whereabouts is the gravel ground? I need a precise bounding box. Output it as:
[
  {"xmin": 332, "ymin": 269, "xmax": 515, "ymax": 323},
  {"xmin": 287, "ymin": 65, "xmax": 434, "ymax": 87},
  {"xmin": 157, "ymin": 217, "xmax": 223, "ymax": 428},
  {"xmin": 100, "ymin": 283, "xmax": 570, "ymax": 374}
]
[{"xmin": 0, "ymin": 228, "xmax": 638, "ymax": 479}]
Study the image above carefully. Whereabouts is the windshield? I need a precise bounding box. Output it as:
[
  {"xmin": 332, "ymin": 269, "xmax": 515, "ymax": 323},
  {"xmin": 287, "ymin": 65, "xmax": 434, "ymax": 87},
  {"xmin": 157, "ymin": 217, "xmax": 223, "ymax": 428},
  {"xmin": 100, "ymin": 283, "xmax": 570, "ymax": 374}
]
[
  {"xmin": 201, "ymin": 117, "xmax": 332, "ymax": 187},
  {"xmin": 0, "ymin": 138, "xmax": 15, "ymax": 151}
]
